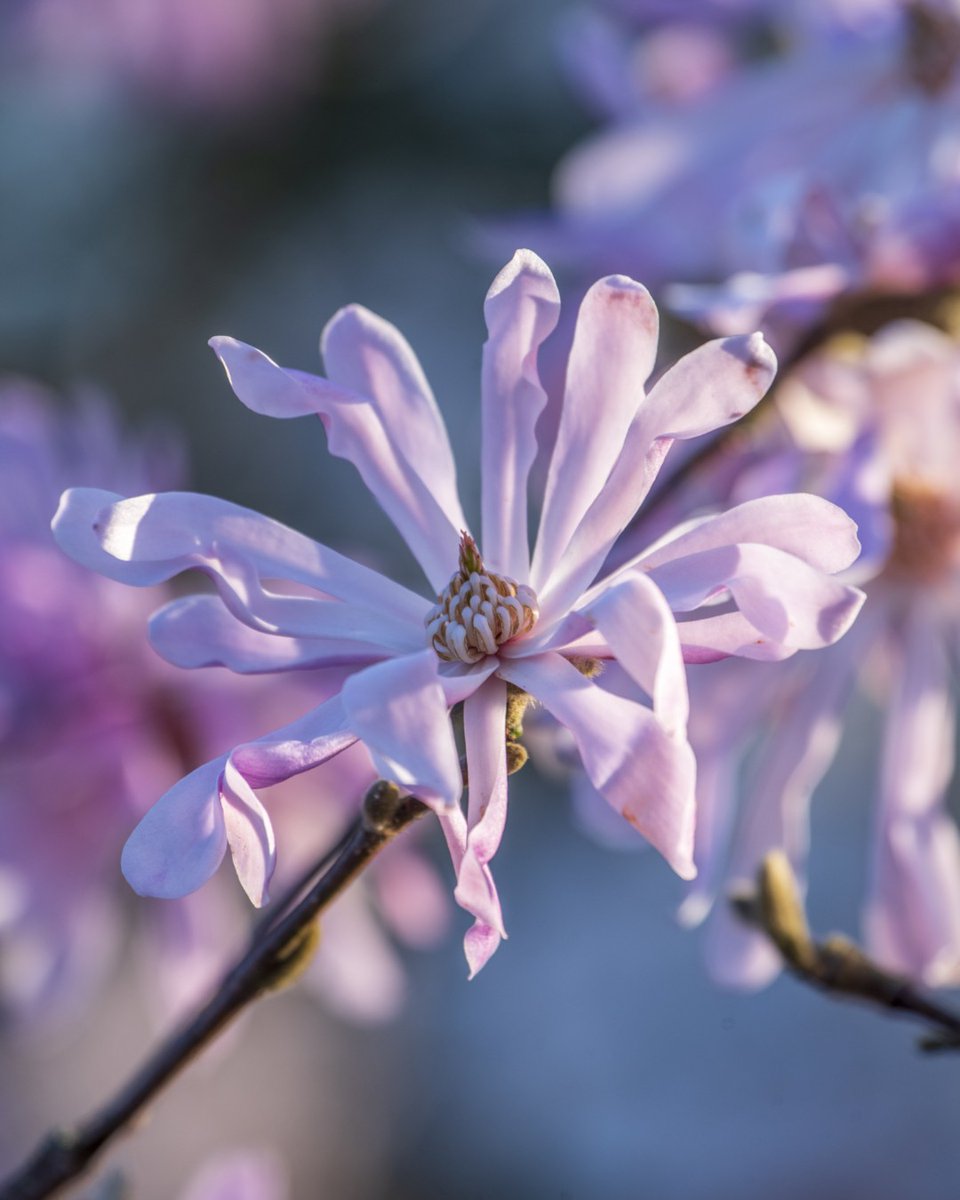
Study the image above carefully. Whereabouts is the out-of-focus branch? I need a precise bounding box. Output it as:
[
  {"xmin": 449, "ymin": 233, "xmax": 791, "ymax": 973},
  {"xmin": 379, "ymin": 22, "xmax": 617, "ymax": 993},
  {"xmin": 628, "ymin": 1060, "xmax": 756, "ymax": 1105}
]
[
  {"xmin": 0, "ymin": 783, "xmax": 427, "ymax": 1200},
  {"xmin": 732, "ymin": 850, "xmax": 960, "ymax": 1053}
]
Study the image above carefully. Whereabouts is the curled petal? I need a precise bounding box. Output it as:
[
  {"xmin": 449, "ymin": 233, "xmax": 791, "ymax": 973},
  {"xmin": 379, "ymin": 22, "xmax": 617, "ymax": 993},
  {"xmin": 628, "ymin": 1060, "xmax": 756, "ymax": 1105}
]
[
  {"xmin": 633, "ymin": 493, "xmax": 861, "ymax": 576},
  {"xmin": 212, "ymin": 334, "xmax": 464, "ymax": 591},
  {"xmin": 54, "ymin": 489, "xmax": 426, "ymax": 648},
  {"xmin": 221, "ymin": 762, "xmax": 277, "ymax": 906},
  {"xmin": 121, "ymin": 761, "xmax": 228, "ymax": 900},
  {"xmin": 499, "ymin": 652, "xmax": 696, "ymax": 878},
  {"xmin": 648, "ymin": 544, "xmax": 865, "ymax": 649},
  {"xmin": 341, "ymin": 651, "xmax": 462, "ymax": 810},
  {"xmin": 149, "ymin": 595, "xmax": 393, "ymax": 673},
  {"xmin": 586, "ymin": 572, "xmax": 688, "ymax": 735},
  {"xmin": 482, "ymin": 250, "xmax": 561, "ymax": 579},
  {"xmin": 454, "ymin": 678, "xmax": 509, "ymax": 956}
]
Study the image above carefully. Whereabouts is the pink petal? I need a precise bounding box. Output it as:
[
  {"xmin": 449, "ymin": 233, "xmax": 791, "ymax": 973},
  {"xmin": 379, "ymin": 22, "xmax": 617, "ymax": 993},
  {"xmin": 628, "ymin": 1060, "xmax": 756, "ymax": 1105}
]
[
  {"xmin": 212, "ymin": 334, "xmax": 464, "ymax": 591},
  {"xmin": 864, "ymin": 613, "xmax": 960, "ymax": 984},
  {"xmin": 481, "ymin": 250, "xmax": 561, "ymax": 579},
  {"xmin": 227, "ymin": 695, "xmax": 356, "ymax": 789},
  {"xmin": 585, "ymin": 572, "xmax": 689, "ymax": 735},
  {"xmin": 639, "ymin": 333, "xmax": 776, "ymax": 442},
  {"xmin": 533, "ymin": 335, "xmax": 776, "ymax": 623},
  {"xmin": 149, "ymin": 595, "xmax": 393, "ymax": 673},
  {"xmin": 634, "ymin": 493, "xmax": 862, "ymax": 576},
  {"xmin": 221, "ymin": 760, "xmax": 277, "ymax": 906},
  {"xmin": 341, "ymin": 651, "xmax": 462, "ymax": 810},
  {"xmin": 454, "ymin": 678, "xmax": 509, "ymax": 947},
  {"xmin": 649, "ymin": 544, "xmax": 866, "ymax": 648},
  {"xmin": 678, "ymin": 611, "xmax": 798, "ymax": 663},
  {"xmin": 54, "ymin": 488, "xmax": 426, "ymax": 647},
  {"xmin": 531, "ymin": 275, "xmax": 659, "ymax": 595},
  {"xmin": 121, "ymin": 760, "xmax": 228, "ymax": 899},
  {"xmin": 499, "ymin": 652, "xmax": 696, "ymax": 878}
]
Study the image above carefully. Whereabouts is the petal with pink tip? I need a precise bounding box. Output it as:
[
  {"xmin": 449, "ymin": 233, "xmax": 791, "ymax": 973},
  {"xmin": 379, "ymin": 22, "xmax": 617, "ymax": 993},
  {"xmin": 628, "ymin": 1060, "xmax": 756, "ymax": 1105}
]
[
  {"xmin": 481, "ymin": 250, "xmax": 561, "ymax": 579},
  {"xmin": 121, "ymin": 760, "xmax": 228, "ymax": 899},
  {"xmin": 864, "ymin": 612, "xmax": 960, "ymax": 985},
  {"xmin": 639, "ymin": 332, "xmax": 776, "ymax": 442},
  {"xmin": 212, "ymin": 334, "xmax": 463, "ymax": 590},
  {"xmin": 341, "ymin": 651, "xmax": 462, "ymax": 810},
  {"xmin": 499, "ymin": 652, "xmax": 696, "ymax": 878},
  {"xmin": 531, "ymin": 275, "xmax": 659, "ymax": 593}
]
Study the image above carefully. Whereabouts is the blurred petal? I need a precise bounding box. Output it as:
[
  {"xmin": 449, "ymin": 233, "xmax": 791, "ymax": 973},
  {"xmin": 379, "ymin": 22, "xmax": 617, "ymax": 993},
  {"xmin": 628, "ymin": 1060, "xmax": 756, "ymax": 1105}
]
[
  {"xmin": 212, "ymin": 333, "xmax": 464, "ymax": 590},
  {"xmin": 865, "ymin": 612, "xmax": 960, "ymax": 984},
  {"xmin": 704, "ymin": 639, "xmax": 861, "ymax": 988},
  {"xmin": 499, "ymin": 652, "xmax": 696, "ymax": 878},
  {"xmin": 481, "ymin": 250, "xmax": 560, "ymax": 579}
]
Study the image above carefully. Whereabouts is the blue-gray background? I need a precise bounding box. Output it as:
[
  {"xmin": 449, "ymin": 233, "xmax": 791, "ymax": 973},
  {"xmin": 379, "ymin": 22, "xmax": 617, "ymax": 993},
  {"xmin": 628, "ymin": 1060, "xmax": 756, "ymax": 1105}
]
[{"xmin": 3, "ymin": 1, "xmax": 959, "ymax": 1196}]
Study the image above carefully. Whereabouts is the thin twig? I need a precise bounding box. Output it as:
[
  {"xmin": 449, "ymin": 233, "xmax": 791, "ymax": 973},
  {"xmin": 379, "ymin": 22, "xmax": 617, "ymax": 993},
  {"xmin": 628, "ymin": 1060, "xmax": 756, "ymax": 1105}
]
[
  {"xmin": 732, "ymin": 850, "xmax": 960, "ymax": 1052},
  {"xmin": 0, "ymin": 784, "xmax": 427, "ymax": 1200}
]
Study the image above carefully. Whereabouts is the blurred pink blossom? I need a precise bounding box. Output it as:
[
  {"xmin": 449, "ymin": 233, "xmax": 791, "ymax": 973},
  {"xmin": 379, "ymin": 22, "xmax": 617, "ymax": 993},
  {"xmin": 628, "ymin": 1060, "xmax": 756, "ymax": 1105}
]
[
  {"xmin": 675, "ymin": 321, "xmax": 960, "ymax": 988},
  {"xmin": 54, "ymin": 250, "xmax": 865, "ymax": 975},
  {"xmin": 525, "ymin": 1, "xmax": 960, "ymax": 349},
  {"xmin": 0, "ymin": 385, "xmax": 441, "ymax": 1029},
  {"xmin": 7, "ymin": 0, "xmax": 380, "ymax": 115}
]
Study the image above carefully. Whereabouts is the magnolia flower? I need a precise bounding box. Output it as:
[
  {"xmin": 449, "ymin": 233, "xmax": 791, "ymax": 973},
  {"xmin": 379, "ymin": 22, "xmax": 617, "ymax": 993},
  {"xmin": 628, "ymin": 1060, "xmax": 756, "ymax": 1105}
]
[
  {"xmin": 54, "ymin": 250, "xmax": 865, "ymax": 974},
  {"xmin": 669, "ymin": 320, "xmax": 960, "ymax": 987}
]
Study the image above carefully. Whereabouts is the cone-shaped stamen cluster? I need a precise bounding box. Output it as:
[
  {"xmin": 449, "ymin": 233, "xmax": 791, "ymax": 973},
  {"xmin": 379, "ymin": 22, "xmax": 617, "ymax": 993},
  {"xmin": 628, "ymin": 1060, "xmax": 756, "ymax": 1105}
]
[{"xmin": 426, "ymin": 532, "xmax": 539, "ymax": 663}]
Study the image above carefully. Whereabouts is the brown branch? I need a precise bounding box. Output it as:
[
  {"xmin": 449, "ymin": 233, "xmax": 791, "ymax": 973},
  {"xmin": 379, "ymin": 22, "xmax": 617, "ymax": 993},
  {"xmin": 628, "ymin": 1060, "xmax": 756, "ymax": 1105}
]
[
  {"xmin": 0, "ymin": 783, "xmax": 427, "ymax": 1200},
  {"xmin": 732, "ymin": 850, "xmax": 960, "ymax": 1052}
]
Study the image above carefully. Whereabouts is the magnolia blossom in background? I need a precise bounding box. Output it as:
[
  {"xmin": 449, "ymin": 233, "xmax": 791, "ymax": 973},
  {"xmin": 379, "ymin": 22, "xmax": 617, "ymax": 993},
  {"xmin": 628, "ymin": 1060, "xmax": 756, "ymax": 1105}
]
[
  {"xmin": 0, "ymin": 386, "xmax": 442, "ymax": 1031},
  {"xmin": 660, "ymin": 320, "xmax": 960, "ymax": 988},
  {"xmin": 5, "ymin": 0, "xmax": 380, "ymax": 114},
  {"xmin": 523, "ymin": 0, "xmax": 960, "ymax": 353},
  {"xmin": 55, "ymin": 249, "xmax": 865, "ymax": 976}
]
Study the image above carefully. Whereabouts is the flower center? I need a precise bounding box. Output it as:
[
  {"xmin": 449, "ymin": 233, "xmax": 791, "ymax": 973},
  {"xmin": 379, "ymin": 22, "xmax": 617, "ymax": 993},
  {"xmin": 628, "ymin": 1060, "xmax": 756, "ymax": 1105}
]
[
  {"xmin": 887, "ymin": 475, "xmax": 960, "ymax": 580},
  {"xmin": 425, "ymin": 533, "xmax": 539, "ymax": 663}
]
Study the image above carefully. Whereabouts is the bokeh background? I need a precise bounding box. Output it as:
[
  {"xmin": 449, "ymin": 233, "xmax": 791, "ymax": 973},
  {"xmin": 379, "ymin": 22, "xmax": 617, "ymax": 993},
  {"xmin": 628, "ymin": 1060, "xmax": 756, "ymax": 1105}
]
[{"xmin": 2, "ymin": 1, "xmax": 960, "ymax": 1197}]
